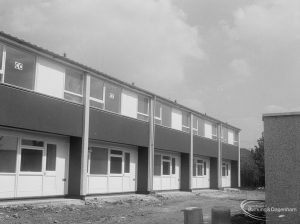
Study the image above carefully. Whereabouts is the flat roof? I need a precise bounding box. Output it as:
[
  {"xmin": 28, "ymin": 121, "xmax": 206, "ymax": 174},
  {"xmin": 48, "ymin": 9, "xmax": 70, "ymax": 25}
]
[
  {"xmin": 263, "ymin": 111, "xmax": 300, "ymax": 119},
  {"xmin": 0, "ymin": 31, "xmax": 240, "ymax": 131}
]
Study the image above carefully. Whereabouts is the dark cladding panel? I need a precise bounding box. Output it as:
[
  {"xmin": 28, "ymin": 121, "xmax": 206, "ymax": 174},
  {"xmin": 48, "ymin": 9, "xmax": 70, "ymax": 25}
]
[
  {"xmin": 193, "ymin": 136, "xmax": 218, "ymax": 158},
  {"xmin": 210, "ymin": 157, "xmax": 218, "ymax": 189},
  {"xmin": 0, "ymin": 84, "xmax": 83, "ymax": 136},
  {"xmin": 231, "ymin": 160, "xmax": 238, "ymax": 188},
  {"xmin": 154, "ymin": 125, "xmax": 189, "ymax": 153},
  {"xmin": 89, "ymin": 108, "xmax": 149, "ymax": 147},
  {"xmin": 180, "ymin": 153, "xmax": 190, "ymax": 191},
  {"xmin": 137, "ymin": 147, "xmax": 148, "ymax": 193},
  {"xmin": 222, "ymin": 143, "xmax": 238, "ymax": 161}
]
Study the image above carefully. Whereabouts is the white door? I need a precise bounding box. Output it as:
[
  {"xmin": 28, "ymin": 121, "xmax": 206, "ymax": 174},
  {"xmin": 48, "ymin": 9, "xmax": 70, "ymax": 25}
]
[
  {"xmin": 222, "ymin": 161, "xmax": 231, "ymax": 187},
  {"xmin": 153, "ymin": 151, "xmax": 180, "ymax": 191},
  {"xmin": 192, "ymin": 156, "xmax": 210, "ymax": 189}
]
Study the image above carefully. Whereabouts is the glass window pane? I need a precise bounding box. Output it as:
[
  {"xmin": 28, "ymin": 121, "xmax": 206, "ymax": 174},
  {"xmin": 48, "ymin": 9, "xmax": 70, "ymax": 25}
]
[
  {"xmin": 198, "ymin": 119, "xmax": 205, "ymax": 136},
  {"xmin": 0, "ymin": 136, "xmax": 18, "ymax": 173},
  {"xmin": 65, "ymin": 68, "xmax": 83, "ymax": 95},
  {"xmin": 182, "ymin": 111, "xmax": 190, "ymax": 127},
  {"xmin": 46, "ymin": 144, "xmax": 56, "ymax": 171},
  {"xmin": 64, "ymin": 92, "xmax": 83, "ymax": 103},
  {"xmin": 163, "ymin": 161, "xmax": 170, "ymax": 175},
  {"xmin": 20, "ymin": 149, "xmax": 43, "ymax": 172},
  {"xmin": 204, "ymin": 162, "xmax": 206, "ymax": 175},
  {"xmin": 124, "ymin": 152, "xmax": 130, "ymax": 173},
  {"xmin": 193, "ymin": 117, "xmax": 198, "ymax": 129},
  {"xmin": 222, "ymin": 166, "xmax": 226, "ymax": 176},
  {"xmin": 197, "ymin": 164, "xmax": 203, "ymax": 176},
  {"xmin": 172, "ymin": 158, "xmax": 175, "ymax": 174},
  {"xmin": 90, "ymin": 76, "xmax": 104, "ymax": 100},
  {"xmin": 138, "ymin": 95, "xmax": 148, "ymax": 114},
  {"xmin": 105, "ymin": 83, "xmax": 121, "ymax": 113},
  {"xmin": 0, "ymin": 44, "xmax": 3, "ymax": 69},
  {"xmin": 90, "ymin": 147, "xmax": 108, "ymax": 175},
  {"xmin": 193, "ymin": 162, "xmax": 196, "ymax": 176},
  {"xmin": 110, "ymin": 156, "xmax": 122, "ymax": 174},
  {"xmin": 5, "ymin": 46, "xmax": 36, "ymax": 90},
  {"xmin": 155, "ymin": 102, "xmax": 162, "ymax": 118},
  {"xmin": 90, "ymin": 100, "xmax": 104, "ymax": 109},
  {"xmin": 111, "ymin": 150, "xmax": 122, "ymax": 155},
  {"xmin": 21, "ymin": 139, "xmax": 44, "ymax": 147},
  {"xmin": 161, "ymin": 104, "xmax": 172, "ymax": 127},
  {"xmin": 154, "ymin": 154, "xmax": 161, "ymax": 176},
  {"xmin": 163, "ymin": 156, "xmax": 170, "ymax": 160}
]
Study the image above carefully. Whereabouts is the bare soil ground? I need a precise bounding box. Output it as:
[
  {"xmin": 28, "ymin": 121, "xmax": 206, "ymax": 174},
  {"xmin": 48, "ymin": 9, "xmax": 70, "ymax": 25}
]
[{"xmin": 0, "ymin": 189, "xmax": 265, "ymax": 224}]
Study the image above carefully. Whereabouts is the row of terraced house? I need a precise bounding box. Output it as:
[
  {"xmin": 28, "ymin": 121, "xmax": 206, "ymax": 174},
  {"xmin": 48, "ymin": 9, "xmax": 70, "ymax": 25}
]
[{"xmin": 0, "ymin": 32, "xmax": 240, "ymax": 199}]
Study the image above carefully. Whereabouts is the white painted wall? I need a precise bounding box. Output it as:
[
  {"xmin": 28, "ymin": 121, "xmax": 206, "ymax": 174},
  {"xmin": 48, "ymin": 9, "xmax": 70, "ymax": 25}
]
[
  {"xmin": 35, "ymin": 57, "xmax": 65, "ymax": 98},
  {"xmin": 171, "ymin": 108, "xmax": 182, "ymax": 130},
  {"xmin": 204, "ymin": 122, "xmax": 212, "ymax": 139},
  {"xmin": 121, "ymin": 89, "xmax": 138, "ymax": 118}
]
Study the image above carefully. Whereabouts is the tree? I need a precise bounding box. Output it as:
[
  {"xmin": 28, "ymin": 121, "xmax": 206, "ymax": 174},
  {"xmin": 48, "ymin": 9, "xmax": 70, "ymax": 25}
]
[{"xmin": 251, "ymin": 134, "xmax": 265, "ymax": 187}]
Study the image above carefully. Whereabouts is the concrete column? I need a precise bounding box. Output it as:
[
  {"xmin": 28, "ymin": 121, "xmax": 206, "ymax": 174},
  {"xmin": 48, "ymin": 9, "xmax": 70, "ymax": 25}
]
[
  {"xmin": 189, "ymin": 113, "xmax": 194, "ymax": 190},
  {"xmin": 238, "ymin": 131, "xmax": 241, "ymax": 187},
  {"xmin": 80, "ymin": 73, "xmax": 90, "ymax": 196},
  {"xmin": 147, "ymin": 97, "xmax": 155, "ymax": 192},
  {"xmin": 217, "ymin": 123, "xmax": 222, "ymax": 189}
]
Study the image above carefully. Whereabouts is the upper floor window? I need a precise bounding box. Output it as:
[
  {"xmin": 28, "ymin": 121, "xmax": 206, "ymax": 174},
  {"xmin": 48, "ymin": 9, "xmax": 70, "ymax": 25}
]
[
  {"xmin": 182, "ymin": 111, "xmax": 190, "ymax": 133},
  {"xmin": 137, "ymin": 95, "xmax": 149, "ymax": 121},
  {"xmin": 161, "ymin": 103, "xmax": 172, "ymax": 128},
  {"xmin": 212, "ymin": 124, "xmax": 218, "ymax": 140},
  {"xmin": 234, "ymin": 132, "xmax": 239, "ymax": 146},
  {"xmin": 105, "ymin": 82, "xmax": 121, "ymax": 113},
  {"xmin": 154, "ymin": 101, "xmax": 162, "ymax": 125},
  {"xmin": 204, "ymin": 121, "xmax": 212, "ymax": 139},
  {"xmin": 0, "ymin": 44, "xmax": 3, "ymax": 81},
  {"xmin": 221, "ymin": 127, "xmax": 228, "ymax": 143},
  {"xmin": 4, "ymin": 45, "xmax": 36, "ymax": 90},
  {"xmin": 228, "ymin": 129, "xmax": 234, "ymax": 145},
  {"xmin": 90, "ymin": 76, "xmax": 105, "ymax": 109},
  {"xmin": 64, "ymin": 68, "xmax": 84, "ymax": 103},
  {"xmin": 192, "ymin": 117, "xmax": 198, "ymax": 135}
]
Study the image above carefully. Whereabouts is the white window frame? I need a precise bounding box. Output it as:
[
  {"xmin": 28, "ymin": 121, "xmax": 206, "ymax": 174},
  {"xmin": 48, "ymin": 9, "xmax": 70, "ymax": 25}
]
[
  {"xmin": 63, "ymin": 70, "xmax": 84, "ymax": 101},
  {"xmin": 212, "ymin": 124, "xmax": 218, "ymax": 140},
  {"xmin": 87, "ymin": 145, "xmax": 132, "ymax": 177},
  {"xmin": 192, "ymin": 118, "xmax": 198, "ymax": 135},
  {"xmin": 90, "ymin": 82, "xmax": 106, "ymax": 108},
  {"xmin": 181, "ymin": 111, "xmax": 190, "ymax": 132},
  {"xmin": 162, "ymin": 155, "xmax": 171, "ymax": 176},
  {"xmin": 0, "ymin": 45, "xmax": 6, "ymax": 83},
  {"xmin": 19, "ymin": 138, "xmax": 45, "ymax": 175},
  {"xmin": 154, "ymin": 102, "xmax": 162, "ymax": 124},
  {"xmin": 137, "ymin": 95, "xmax": 149, "ymax": 119},
  {"xmin": 193, "ymin": 159, "xmax": 207, "ymax": 177}
]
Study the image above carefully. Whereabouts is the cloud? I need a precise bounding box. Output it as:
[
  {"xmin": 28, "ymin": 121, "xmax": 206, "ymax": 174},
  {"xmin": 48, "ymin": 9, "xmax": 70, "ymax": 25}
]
[
  {"xmin": 229, "ymin": 58, "xmax": 251, "ymax": 77},
  {"xmin": 0, "ymin": 0, "xmax": 204, "ymax": 95},
  {"xmin": 228, "ymin": 0, "xmax": 300, "ymax": 46}
]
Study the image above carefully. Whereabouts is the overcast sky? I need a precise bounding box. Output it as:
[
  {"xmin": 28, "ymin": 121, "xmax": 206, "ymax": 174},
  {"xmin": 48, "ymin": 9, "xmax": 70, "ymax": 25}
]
[{"xmin": 0, "ymin": 0, "xmax": 299, "ymax": 149}]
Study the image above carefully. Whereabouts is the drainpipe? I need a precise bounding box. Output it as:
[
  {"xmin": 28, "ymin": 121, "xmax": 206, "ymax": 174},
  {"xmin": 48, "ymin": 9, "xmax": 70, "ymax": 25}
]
[
  {"xmin": 147, "ymin": 96, "xmax": 155, "ymax": 192},
  {"xmin": 217, "ymin": 123, "xmax": 222, "ymax": 189},
  {"xmin": 189, "ymin": 113, "xmax": 194, "ymax": 191},
  {"xmin": 80, "ymin": 73, "xmax": 90, "ymax": 197},
  {"xmin": 238, "ymin": 131, "xmax": 241, "ymax": 188}
]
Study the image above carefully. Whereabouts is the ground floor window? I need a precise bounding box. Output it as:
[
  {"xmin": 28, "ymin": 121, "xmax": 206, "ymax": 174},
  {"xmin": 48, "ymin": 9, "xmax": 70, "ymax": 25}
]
[
  {"xmin": 0, "ymin": 135, "xmax": 18, "ymax": 173},
  {"xmin": 193, "ymin": 159, "xmax": 207, "ymax": 177},
  {"xmin": 154, "ymin": 153, "xmax": 177, "ymax": 176},
  {"xmin": 88, "ymin": 146, "xmax": 131, "ymax": 175}
]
